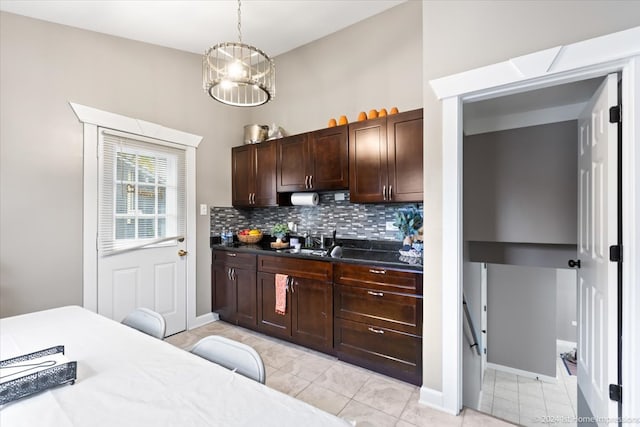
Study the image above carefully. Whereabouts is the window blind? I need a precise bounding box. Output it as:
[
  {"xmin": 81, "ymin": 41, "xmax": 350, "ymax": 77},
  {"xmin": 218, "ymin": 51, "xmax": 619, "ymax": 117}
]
[{"xmin": 99, "ymin": 129, "xmax": 186, "ymax": 255}]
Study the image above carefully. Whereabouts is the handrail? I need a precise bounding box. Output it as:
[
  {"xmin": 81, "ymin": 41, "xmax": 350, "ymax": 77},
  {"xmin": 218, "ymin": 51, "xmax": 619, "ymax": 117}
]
[
  {"xmin": 102, "ymin": 235, "xmax": 184, "ymax": 257},
  {"xmin": 463, "ymin": 294, "xmax": 481, "ymax": 356}
]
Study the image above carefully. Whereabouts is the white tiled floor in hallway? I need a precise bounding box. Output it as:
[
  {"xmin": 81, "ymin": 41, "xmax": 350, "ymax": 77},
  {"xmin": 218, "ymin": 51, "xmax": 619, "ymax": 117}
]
[
  {"xmin": 166, "ymin": 320, "xmax": 516, "ymax": 427},
  {"xmin": 478, "ymin": 360, "xmax": 577, "ymax": 427}
]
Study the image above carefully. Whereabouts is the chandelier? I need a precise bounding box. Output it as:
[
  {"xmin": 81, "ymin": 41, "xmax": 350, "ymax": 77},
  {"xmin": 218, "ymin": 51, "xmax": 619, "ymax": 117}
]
[{"xmin": 202, "ymin": 0, "xmax": 275, "ymax": 107}]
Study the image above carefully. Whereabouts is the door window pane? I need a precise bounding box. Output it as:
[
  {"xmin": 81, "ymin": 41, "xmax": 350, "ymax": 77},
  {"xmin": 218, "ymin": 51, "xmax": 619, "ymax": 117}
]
[
  {"xmin": 138, "ymin": 218, "xmax": 155, "ymax": 239},
  {"xmin": 115, "ymin": 218, "xmax": 135, "ymax": 239},
  {"xmin": 138, "ymin": 185, "xmax": 156, "ymax": 214},
  {"xmin": 100, "ymin": 131, "xmax": 184, "ymax": 255}
]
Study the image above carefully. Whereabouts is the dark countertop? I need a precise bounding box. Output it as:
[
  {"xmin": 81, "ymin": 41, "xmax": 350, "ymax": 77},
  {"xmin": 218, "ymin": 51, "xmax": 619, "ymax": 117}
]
[{"xmin": 210, "ymin": 236, "xmax": 423, "ymax": 273}]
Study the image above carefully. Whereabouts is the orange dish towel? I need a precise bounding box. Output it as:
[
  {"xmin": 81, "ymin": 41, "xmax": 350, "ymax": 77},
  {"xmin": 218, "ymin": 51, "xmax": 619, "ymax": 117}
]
[{"xmin": 275, "ymin": 274, "xmax": 288, "ymax": 315}]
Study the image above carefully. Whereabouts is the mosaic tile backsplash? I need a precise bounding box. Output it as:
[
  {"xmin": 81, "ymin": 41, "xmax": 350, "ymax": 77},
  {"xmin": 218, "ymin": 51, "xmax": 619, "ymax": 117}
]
[{"xmin": 210, "ymin": 192, "xmax": 423, "ymax": 242}]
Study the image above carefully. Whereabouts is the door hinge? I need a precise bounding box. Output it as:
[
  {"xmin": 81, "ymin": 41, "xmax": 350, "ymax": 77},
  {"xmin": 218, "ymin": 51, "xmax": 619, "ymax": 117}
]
[
  {"xmin": 609, "ymin": 384, "xmax": 622, "ymax": 402},
  {"xmin": 483, "ymin": 348, "xmax": 487, "ymax": 355},
  {"xmin": 609, "ymin": 106, "xmax": 621, "ymax": 123},
  {"xmin": 610, "ymin": 245, "xmax": 622, "ymax": 262}
]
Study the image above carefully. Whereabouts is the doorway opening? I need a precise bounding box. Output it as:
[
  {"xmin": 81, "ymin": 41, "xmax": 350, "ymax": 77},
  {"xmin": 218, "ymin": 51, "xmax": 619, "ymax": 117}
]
[{"xmin": 460, "ymin": 75, "xmax": 621, "ymax": 425}]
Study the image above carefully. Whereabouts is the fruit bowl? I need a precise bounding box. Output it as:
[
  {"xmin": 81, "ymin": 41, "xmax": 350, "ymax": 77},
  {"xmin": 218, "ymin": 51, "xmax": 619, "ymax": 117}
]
[{"xmin": 237, "ymin": 230, "xmax": 263, "ymax": 244}]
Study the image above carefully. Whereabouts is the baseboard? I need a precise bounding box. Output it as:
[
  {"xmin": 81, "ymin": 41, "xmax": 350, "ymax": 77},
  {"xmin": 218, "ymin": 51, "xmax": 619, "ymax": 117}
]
[
  {"xmin": 556, "ymin": 339, "xmax": 577, "ymax": 354},
  {"xmin": 486, "ymin": 362, "xmax": 557, "ymax": 383},
  {"xmin": 418, "ymin": 386, "xmax": 457, "ymax": 415},
  {"xmin": 188, "ymin": 312, "xmax": 218, "ymax": 330}
]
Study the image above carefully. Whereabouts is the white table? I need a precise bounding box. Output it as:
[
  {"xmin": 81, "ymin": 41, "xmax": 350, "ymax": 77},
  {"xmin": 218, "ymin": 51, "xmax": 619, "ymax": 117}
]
[{"xmin": 0, "ymin": 306, "xmax": 353, "ymax": 427}]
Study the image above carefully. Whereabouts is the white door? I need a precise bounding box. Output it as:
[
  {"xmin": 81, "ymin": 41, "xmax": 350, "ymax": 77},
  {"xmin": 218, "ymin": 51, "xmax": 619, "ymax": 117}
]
[
  {"xmin": 577, "ymin": 73, "xmax": 619, "ymax": 424},
  {"xmin": 97, "ymin": 130, "xmax": 187, "ymax": 336}
]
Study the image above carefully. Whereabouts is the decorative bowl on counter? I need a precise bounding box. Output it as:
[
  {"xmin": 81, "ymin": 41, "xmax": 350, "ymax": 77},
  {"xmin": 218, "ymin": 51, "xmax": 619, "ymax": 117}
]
[{"xmin": 237, "ymin": 230, "xmax": 263, "ymax": 244}]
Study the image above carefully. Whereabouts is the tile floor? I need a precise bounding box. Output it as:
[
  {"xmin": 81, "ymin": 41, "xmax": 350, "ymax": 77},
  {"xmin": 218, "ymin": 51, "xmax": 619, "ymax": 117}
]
[
  {"xmin": 479, "ymin": 360, "xmax": 577, "ymax": 427},
  {"xmin": 166, "ymin": 320, "xmax": 515, "ymax": 427}
]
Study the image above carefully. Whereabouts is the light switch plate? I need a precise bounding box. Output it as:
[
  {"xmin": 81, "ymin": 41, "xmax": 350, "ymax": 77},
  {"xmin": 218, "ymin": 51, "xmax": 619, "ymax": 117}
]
[
  {"xmin": 385, "ymin": 221, "xmax": 398, "ymax": 231},
  {"xmin": 200, "ymin": 204, "xmax": 208, "ymax": 216},
  {"xmin": 334, "ymin": 192, "xmax": 345, "ymax": 201}
]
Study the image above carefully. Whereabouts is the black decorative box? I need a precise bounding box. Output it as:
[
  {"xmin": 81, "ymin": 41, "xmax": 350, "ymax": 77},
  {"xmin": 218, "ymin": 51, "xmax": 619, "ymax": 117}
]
[{"xmin": 0, "ymin": 345, "xmax": 77, "ymax": 405}]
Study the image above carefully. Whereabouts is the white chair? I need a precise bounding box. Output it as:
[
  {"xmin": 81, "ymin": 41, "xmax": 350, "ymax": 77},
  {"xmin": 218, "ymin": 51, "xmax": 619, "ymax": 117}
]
[
  {"xmin": 190, "ymin": 335, "xmax": 266, "ymax": 384},
  {"xmin": 121, "ymin": 307, "xmax": 166, "ymax": 339}
]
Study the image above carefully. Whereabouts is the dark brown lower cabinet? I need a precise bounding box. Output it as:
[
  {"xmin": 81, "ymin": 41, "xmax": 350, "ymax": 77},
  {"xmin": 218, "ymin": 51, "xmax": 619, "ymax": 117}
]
[
  {"xmin": 212, "ymin": 251, "xmax": 423, "ymax": 384},
  {"xmin": 257, "ymin": 256, "xmax": 334, "ymax": 354},
  {"xmin": 333, "ymin": 263, "xmax": 423, "ymax": 385},
  {"xmin": 211, "ymin": 250, "xmax": 257, "ymax": 329}
]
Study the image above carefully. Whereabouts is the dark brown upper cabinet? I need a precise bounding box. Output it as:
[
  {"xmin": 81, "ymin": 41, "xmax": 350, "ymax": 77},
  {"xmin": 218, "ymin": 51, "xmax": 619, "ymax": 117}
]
[
  {"xmin": 349, "ymin": 109, "xmax": 423, "ymax": 203},
  {"xmin": 232, "ymin": 140, "xmax": 277, "ymax": 207},
  {"xmin": 276, "ymin": 126, "xmax": 348, "ymax": 192}
]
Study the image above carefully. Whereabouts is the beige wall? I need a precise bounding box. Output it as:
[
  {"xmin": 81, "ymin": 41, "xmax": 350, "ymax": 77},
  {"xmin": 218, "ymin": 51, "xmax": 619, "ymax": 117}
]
[
  {"xmin": 0, "ymin": 11, "xmax": 245, "ymax": 317},
  {"xmin": 0, "ymin": 1, "xmax": 422, "ymax": 319},
  {"xmin": 248, "ymin": 0, "xmax": 423, "ymax": 134},
  {"xmin": 422, "ymin": 0, "xmax": 640, "ymax": 391}
]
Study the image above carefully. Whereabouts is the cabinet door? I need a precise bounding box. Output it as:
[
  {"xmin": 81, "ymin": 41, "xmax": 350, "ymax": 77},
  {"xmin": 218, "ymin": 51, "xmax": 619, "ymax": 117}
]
[
  {"xmin": 276, "ymin": 134, "xmax": 309, "ymax": 192},
  {"xmin": 308, "ymin": 126, "xmax": 348, "ymax": 191},
  {"xmin": 212, "ymin": 263, "xmax": 233, "ymax": 322},
  {"xmin": 256, "ymin": 272, "xmax": 291, "ymax": 339},
  {"xmin": 291, "ymin": 277, "xmax": 333, "ymax": 353},
  {"xmin": 233, "ymin": 267, "xmax": 258, "ymax": 329},
  {"xmin": 348, "ymin": 117, "xmax": 388, "ymax": 203},
  {"xmin": 254, "ymin": 141, "xmax": 277, "ymax": 207},
  {"xmin": 231, "ymin": 145, "xmax": 254, "ymax": 207},
  {"xmin": 387, "ymin": 109, "xmax": 423, "ymax": 202}
]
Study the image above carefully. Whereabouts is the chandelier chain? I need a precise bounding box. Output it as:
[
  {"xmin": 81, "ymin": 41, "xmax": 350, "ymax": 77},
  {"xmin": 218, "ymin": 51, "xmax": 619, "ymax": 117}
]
[{"xmin": 237, "ymin": 0, "xmax": 242, "ymax": 43}]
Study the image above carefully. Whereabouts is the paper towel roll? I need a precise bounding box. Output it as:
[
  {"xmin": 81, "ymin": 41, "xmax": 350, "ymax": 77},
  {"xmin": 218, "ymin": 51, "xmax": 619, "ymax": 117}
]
[{"xmin": 291, "ymin": 192, "xmax": 319, "ymax": 206}]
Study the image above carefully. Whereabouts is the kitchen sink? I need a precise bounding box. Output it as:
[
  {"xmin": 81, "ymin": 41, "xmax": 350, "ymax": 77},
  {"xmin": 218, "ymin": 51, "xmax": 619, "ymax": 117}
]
[{"xmin": 278, "ymin": 248, "xmax": 328, "ymax": 257}]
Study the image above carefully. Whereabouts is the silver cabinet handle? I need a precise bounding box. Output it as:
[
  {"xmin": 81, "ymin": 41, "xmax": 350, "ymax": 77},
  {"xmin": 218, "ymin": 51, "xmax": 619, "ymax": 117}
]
[
  {"xmin": 368, "ymin": 269, "xmax": 386, "ymax": 274},
  {"xmin": 227, "ymin": 253, "xmax": 237, "ymax": 257},
  {"xmin": 367, "ymin": 291, "xmax": 384, "ymax": 297},
  {"xmin": 389, "ymin": 185, "xmax": 392, "ymax": 200},
  {"xmin": 231, "ymin": 268, "xmax": 236, "ymax": 281},
  {"xmin": 227, "ymin": 268, "xmax": 232, "ymax": 281},
  {"xmin": 382, "ymin": 185, "xmax": 386, "ymax": 200},
  {"xmin": 252, "ymin": 193, "xmax": 256, "ymax": 204},
  {"xmin": 368, "ymin": 327, "xmax": 385, "ymax": 334},
  {"xmin": 305, "ymin": 175, "xmax": 310, "ymax": 189},
  {"xmin": 309, "ymin": 175, "xmax": 313, "ymax": 188}
]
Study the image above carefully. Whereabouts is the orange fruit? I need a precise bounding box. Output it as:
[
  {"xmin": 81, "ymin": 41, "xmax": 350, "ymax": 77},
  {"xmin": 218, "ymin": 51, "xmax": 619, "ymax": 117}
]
[
  {"xmin": 368, "ymin": 109, "xmax": 378, "ymax": 119},
  {"xmin": 378, "ymin": 108, "xmax": 388, "ymax": 117},
  {"xmin": 357, "ymin": 112, "xmax": 367, "ymax": 121},
  {"xmin": 338, "ymin": 115, "xmax": 348, "ymax": 125},
  {"xmin": 389, "ymin": 107, "xmax": 399, "ymax": 115},
  {"xmin": 328, "ymin": 118, "xmax": 337, "ymax": 127}
]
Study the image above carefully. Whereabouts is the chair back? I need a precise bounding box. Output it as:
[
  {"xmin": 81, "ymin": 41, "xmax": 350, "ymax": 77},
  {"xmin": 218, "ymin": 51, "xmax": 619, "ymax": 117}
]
[
  {"xmin": 122, "ymin": 307, "xmax": 166, "ymax": 339},
  {"xmin": 190, "ymin": 335, "xmax": 265, "ymax": 384}
]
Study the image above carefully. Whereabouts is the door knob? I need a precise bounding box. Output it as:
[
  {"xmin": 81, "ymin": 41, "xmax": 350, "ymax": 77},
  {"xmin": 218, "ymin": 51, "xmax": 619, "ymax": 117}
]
[{"xmin": 178, "ymin": 249, "xmax": 188, "ymax": 257}]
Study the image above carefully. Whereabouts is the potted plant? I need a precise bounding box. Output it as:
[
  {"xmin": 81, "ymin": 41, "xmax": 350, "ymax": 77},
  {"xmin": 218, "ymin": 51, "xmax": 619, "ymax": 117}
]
[
  {"xmin": 393, "ymin": 206, "xmax": 423, "ymax": 249},
  {"xmin": 271, "ymin": 223, "xmax": 289, "ymax": 243}
]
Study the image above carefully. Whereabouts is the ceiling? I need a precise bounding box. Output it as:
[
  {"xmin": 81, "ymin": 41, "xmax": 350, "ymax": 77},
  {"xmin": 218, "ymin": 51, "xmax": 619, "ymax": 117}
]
[{"xmin": 0, "ymin": 0, "xmax": 405, "ymax": 57}]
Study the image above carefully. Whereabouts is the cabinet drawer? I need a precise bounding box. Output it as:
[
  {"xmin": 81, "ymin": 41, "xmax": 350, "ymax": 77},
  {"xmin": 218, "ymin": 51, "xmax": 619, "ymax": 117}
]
[
  {"xmin": 213, "ymin": 250, "xmax": 257, "ymax": 270},
  {"xmin": 334, "ymin": 285, "xmax": 422, "ymax": 335},
  {"xmin": 334, "ymin": 263, "xmax": 421, "ymax": 294},
  {"xmin": 258, "ymin": 255, "xmax": 332, "ymax": 282},
  {"xmin": 334, "ymin": 318, "xmax": 422, "ymax": 385}
]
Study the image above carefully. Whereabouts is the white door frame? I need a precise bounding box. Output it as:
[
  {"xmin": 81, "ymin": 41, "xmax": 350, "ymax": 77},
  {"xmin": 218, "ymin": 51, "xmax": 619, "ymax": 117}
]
[
  {"xmin": 428, "ymin": 27, "xmax": 640, "ymax": 419},
  {"xmin": 70, "ymin": 103, "xmax": 202, "ymax": 332}
]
